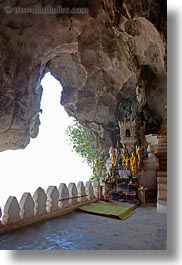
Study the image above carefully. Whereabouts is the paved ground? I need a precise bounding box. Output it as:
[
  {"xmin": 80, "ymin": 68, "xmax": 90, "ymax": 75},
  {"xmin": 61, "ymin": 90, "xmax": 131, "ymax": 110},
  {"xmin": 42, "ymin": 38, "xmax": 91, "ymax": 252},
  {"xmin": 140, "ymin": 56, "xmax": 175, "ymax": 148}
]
[{"xmin": 0, "ymin": 206, "xmax": 167, "ymax": 250}]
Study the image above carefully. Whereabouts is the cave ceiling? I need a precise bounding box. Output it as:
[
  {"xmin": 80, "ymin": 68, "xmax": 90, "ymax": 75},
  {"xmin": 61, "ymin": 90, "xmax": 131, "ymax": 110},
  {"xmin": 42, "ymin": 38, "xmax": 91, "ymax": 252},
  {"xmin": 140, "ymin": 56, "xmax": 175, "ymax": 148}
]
[{"xmin": 0, "ymin": 0, "xmax": 167, "ymax": 154}]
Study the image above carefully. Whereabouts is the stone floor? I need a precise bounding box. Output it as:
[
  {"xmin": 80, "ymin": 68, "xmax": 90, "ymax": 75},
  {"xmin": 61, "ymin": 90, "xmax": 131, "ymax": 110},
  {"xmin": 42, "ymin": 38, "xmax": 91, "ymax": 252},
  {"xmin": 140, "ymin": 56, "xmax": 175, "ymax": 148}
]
[{"xmin": 0, "ymin": 205, "xmax": 167, "ymax": 250}]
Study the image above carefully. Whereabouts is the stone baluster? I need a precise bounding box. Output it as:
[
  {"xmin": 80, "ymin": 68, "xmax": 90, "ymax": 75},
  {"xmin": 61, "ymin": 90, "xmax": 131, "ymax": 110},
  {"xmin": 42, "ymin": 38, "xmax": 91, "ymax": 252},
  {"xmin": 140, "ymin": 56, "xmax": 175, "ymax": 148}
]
[
  {"xmin": 77, "ymin": 181, "xmax": 88, "ymax": 202},
  {"xmin": 85, "ymin": 181, "xmax": 95, "ymax": 200},
  {"xmin": 46, "ymin": 186, "xmax": 59, "ymax": 213},
  {"xmin": 33, "ymin": 187, "xmax": 47, "ymax": 216},
  {"xmin": 58, "ymin": 183, "xmax": 70, "ymax": 209},
  {"xmin": 92, "ymin": 179, "xmax": 99, "ymax": 198},
  {"xmin": 19, "ymin": 192, "xmax": 34, "ymax": 219},
  {"xmin": 2, "ymin": 196, "xmax": 21, "ymax": 225},
  {"xmin": 68, "ymin": 183, "xmax": 78, "ymax": 205}
]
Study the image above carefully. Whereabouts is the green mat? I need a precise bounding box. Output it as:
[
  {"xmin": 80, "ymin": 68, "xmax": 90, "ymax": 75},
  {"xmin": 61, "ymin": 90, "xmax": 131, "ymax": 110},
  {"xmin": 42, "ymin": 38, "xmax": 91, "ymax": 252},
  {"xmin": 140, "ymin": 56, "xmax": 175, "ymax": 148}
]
[{"xmin": 78, "ymin": 203, "xmax": 134, "ymax": 220}]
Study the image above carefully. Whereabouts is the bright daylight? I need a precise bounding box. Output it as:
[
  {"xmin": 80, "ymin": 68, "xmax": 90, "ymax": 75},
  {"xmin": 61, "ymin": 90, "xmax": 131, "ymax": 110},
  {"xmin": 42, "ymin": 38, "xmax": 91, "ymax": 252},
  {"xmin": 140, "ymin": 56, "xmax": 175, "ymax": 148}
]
[
  {"xmin": 0, "ymin": 73, "xmax": 92, "ymax": 210},
  {"xmin": 0, "ymin": 0, "xmax": 168, "ymax": 251}
]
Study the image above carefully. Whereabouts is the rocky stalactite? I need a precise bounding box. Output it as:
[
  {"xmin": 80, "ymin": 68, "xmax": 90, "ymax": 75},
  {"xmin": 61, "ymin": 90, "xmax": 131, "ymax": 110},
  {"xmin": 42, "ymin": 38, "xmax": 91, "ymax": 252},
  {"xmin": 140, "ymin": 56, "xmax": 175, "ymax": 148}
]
[{"xmin": 0, "ymin": 0, "xmax": 166, "ymax": 154}]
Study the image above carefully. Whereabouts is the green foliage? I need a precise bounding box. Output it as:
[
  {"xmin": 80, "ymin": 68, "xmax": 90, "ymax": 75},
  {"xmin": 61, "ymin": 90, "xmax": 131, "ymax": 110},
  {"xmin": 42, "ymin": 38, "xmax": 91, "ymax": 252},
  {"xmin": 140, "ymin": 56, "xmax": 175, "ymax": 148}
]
[
  {"xmin": 66, "ymin": 120, "xmax": 96, "ymax": 168},
  {"xmin": 66, "ymin": 120, "xmax": 106, "ymax": 181},
  {"xmin": 90, "ymin": 172, "xmax": 100, "ymax": 181}
]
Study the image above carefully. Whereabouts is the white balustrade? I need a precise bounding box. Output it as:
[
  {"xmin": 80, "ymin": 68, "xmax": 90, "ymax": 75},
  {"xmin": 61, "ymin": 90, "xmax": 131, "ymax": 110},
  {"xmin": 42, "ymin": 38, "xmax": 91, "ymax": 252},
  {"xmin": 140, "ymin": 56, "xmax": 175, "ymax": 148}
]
[
  {"xmin": 33, "ymin": 187, "xmax": 47, "ymax": 216},
  {"xmin": 46, "ymin": 186, "xmax": 59, "ymax": 213},
  {"xmin": 19, "ymin": 192, "xmax": 34, "ymax": 219},
  {"xmin": 2, "ymin": 196, "xmax": 21, "ymax": 225},
  {"xmin": 68, "ymin": 183, "xmax": 78, "ymax": 205},
  {"xmin": 58, "ymin": 183, "xmax": 70, "ymax": 208},
  {"xmin": 92, "ymin": 180, "xmax": 99, "ymax": 198},
  {"xmin": 77, "ymin": 181, "xmax": 88, "ymax": 202},
  {"xmin": 0, "ymin": 180, "xmax": 99, "ymax": 235},
  {"xmin": 85, "ymin": 181, "xmax": 95, "ymax": 200}
]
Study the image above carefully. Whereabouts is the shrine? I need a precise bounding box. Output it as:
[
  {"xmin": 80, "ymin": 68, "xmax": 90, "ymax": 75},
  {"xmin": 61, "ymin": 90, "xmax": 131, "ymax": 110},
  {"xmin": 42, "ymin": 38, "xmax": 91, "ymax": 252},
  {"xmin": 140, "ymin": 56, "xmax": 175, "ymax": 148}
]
[
  {"xmin": 103, "ymin": 133, "xmax": 166, "ymax": 209},
  {"xmin": 118, "ymin": 118, "xmax": 145, "ymax": 153},
  {"xmin": 101, "ymin": 81, "xmax": 167, "ymax": 212}
]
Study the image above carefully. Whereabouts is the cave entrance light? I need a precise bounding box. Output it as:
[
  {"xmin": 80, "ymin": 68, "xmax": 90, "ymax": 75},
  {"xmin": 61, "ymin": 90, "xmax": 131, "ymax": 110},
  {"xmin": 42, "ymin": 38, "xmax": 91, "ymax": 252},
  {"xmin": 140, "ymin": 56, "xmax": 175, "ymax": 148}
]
[{"xmin": 0, "ymin": 72, "xmax": 92, "ymax": 210}]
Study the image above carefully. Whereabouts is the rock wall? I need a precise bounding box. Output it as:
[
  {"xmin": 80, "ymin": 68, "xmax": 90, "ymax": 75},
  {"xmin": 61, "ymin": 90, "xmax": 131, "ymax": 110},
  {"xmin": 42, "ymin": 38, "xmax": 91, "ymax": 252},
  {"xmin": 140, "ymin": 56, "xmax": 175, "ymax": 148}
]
[{"xmin": 0, "ymin": 0, "xmax": 166, "ymax": 154}]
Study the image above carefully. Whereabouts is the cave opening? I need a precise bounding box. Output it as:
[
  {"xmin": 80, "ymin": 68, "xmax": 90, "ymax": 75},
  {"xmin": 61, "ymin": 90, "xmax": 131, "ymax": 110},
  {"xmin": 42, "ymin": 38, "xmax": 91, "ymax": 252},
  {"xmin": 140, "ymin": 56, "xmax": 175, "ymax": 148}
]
[{"xmin": 0, "ymin": 72, "xmax": 92, "ymax": 211}]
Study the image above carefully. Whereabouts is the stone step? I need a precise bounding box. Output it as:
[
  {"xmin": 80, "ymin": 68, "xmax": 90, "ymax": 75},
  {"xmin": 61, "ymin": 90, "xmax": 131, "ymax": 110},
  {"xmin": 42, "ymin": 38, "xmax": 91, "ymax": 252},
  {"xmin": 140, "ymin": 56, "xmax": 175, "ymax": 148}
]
[
  {"xmin": 158, "ymin": 160, "xmax": 167, "ymax": 164},
  {"xmin": 159, "ymin": 156, "xmax": 167, "ymax": 160},
  {"xmin": 157, "ymin": 200, "xmax": 167, "ymax": 206},
  {"xmin": 158, "ymin": 154, "xmax": 167, "ymax": 159},
  {"xmin": 160, "ymin": 163, "xmax": 167, "ymax": 167},
  {"xmin": 157, "ymin": 200, "xmax": 167, "ymax": 214},
  {"xmin": 157, "ymin": 146, "xmax": 167, "ymax": 150},
  {"xmin": 157, "ymin": 151, "xmax": 167, "ymax": 155},
  {"xmin": 158, "ymin": 150, "xmax": 167, "ymax": 153},
  {"xmin": 159, "ymin": 164, "xmax": 167, "ymax": 168},
  {"xmin": 158, "ymin": 147, "xmax": 167, "ymax": 150},
  {"xmin": 158, "ymin": 153, "xmax": 167, "ymax": 156},
  {"xmin": 152, "ymin": 148, "xmax": 167, "ymax": 154},
  {"xmin": 158, "ymin": 141, "xmax": 167, "ymax": 144},
  {"xmin": 159, "ymin": 163, "xmax": 167, "ymax": 167},
  {"xmin": 158, "ymin": 190, "xmax": 167, "ymax": 201},
  {"xmin": 158, "ymin": 137, "xmax": 167, "ymax": 140},
  {"xmin": 157, "ymin": 177, "xmax": 167, "ymax": 185},
  {"xmin": 158, "ymin": 156, "xmax": 167, "ymax": 159},
  {"xmin": 158, "ymin": 137, "xmax": 167, "ymax": 143},
  {"xmin": 159, "ymin": 164, "xmax": 167, "ymax": 170},
  {"xmin": 152, "ymin": 142, "xmax": 167, "ymax": 145},
  {"xmin": 158, "ymin": 161, "xmax": 167, "ymax": 166},
  {"xmin": 155, "ymin": 149, "xmax": 167, "ymax": 153},
  {"xmin": 157, "ymin": 171, "xmax": 167, "ymax": 177},
  {"xmin": 158, "ymin": 159, "xmax": 167, "ymax": 163},
  {"xmin": 160, "ymin": 166, "xmax": 167, "ymax": 171},
  {"xmin": 159, "ymin": 161, "xmax": 167, "ymax": 166},
  {"xmin": 158, "ymin": 183, "xmax": 167, "ymax": 191}
]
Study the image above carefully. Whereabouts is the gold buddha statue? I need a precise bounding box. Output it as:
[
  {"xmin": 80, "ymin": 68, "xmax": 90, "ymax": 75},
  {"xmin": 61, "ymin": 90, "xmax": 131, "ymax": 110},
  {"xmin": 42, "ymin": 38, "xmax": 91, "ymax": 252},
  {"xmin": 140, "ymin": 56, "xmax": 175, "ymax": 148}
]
[
  {"xmin": 124, "ymin": 155, "xmax": 130, "ymax": 170},
  {"xmin": 130, "ymin": 151, "xmax": 138, "ymax": 176},
  {"xmin": 136, "ymin": 145, "xmax": 143, "ymax": 162}
]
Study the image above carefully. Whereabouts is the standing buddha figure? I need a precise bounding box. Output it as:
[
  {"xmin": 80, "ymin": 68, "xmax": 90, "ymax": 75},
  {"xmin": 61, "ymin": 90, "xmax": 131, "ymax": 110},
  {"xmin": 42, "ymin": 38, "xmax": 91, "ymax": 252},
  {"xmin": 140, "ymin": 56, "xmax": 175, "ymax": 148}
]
[
  {"xmin": 109, "ymin": 147, "xmax": 116, "ymax": 166},
  {"xmin": 121, "ymin": 144, "xmax": 128, "ymax": 161},
  {"xmin": 130, "ymin": 151, "xmax": 138, "ymax": 176},
  {"xmin": 136, "ymin": 145, "xmax": 143, "ymax": 162},
  {"xmin": 124, "ymin": 154, "xmax": 130, "ymax": 170}
]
